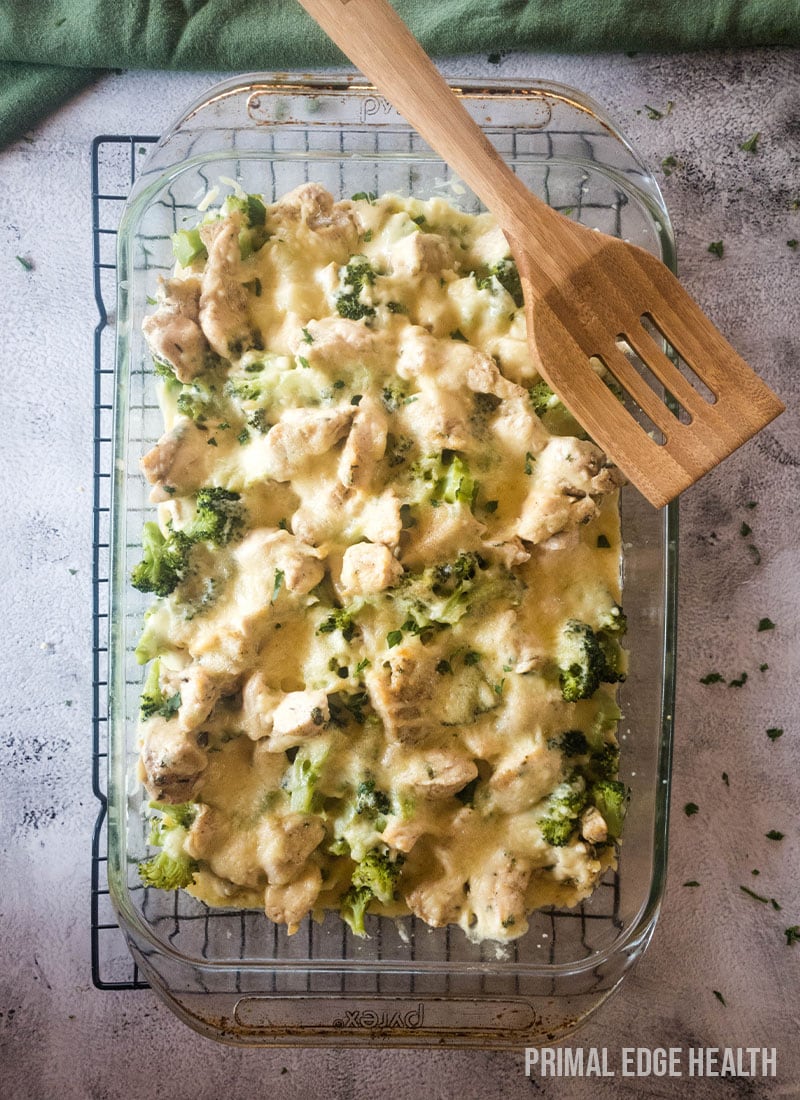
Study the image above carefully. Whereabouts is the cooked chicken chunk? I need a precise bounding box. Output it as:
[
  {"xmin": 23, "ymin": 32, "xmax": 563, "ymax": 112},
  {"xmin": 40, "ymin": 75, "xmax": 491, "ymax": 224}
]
[
  {"xmin": 140, "ymin": 419, "xmax": 217, "ymax": 501},
  {"xmin": 339, "ymin": 542, "xmax": 403, "ymax": 596},
  {"xmin": 267, "ymin": 690, "xmax": 329, "ymax": 752},
  {"xmin": 364, "ymin": 643, "xmax": 438, "ymax": 744},
  {"xmin": 466, "ymin": 852, "xmax": 532, "ymax": 937},
  {"xmin": 392, "ymin": 748, "xmax": 478, "ymax": 800},
  {"xmin": 515, "ymin": 437, "xmax": 625, "ymax": 545},
  {"xmin": 198, "ymin": 212, "xmax": 254, "ymax": 359},
  {"xmin": 264, "ymin": 863, "xmax": 323, "ymax": 932},
  {"xmin": 167, "ymin": 665, "xmax": 236, "ymax": 733},
  {"xmin": 140, "ymin": 717, "xmax": 207, "ymax": 803},
  {"xmin": 274, "ymin": 182, "xmax": 359, "ymax": 252},
  {"xmin": 391, "ymin": 230, "xmax": 454, "ymax": 275},
  {"xmin": 256, "ymin": 812, "xmax": 326, "ymax": 885},
  {"xmin": 241, "ymin": 670, "xmax": 282, "ymax": 741},
  {"xmin": 580, "ymin": 806, "xmax": 609, "ymax": 845},
  {"xmin": 142, "ymin": 275, "xmax": 209, "ymax": 383},
  {"xmin": 266, "ymin": 407, "xmax": 354, "ymax": 481},
  {"xmin": 338, "ymin": 398, "xmax": 388, "ymax": 489},
  {"xmin": 487, "ymin": 739, "xmax": 563, "ymax": 814},
  {"xmin": 234, "ymin": 527, "xmax": 326, "ymax": 601}
]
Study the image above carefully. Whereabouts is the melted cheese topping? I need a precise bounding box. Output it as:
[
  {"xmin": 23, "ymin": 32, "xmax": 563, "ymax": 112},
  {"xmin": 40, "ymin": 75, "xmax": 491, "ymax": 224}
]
[{"xmin": 135, "ymin": 183, "xmax": 627, "ymax": 943}]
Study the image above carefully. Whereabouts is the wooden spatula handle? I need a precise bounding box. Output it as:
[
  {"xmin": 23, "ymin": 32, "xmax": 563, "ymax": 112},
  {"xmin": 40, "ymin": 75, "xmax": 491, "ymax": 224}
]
[{"xmin": 296, "ymin": 0, "xmax": 536, "ymax": 228}]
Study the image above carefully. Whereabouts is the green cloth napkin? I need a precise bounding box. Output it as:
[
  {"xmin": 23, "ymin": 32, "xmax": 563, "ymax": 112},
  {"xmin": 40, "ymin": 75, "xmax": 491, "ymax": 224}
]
[{"xmin": 1, "ymin": 0, "xmax": 798, "ymax": 149}]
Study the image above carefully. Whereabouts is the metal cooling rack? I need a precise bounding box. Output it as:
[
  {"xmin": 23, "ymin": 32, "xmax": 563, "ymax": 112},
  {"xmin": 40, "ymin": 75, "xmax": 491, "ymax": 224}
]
[
  {"xmin": 91, "ymin": 126, "xmax": 625, "ymax": 995},
  {"xmin": 92, "ymin": 134, "xmax": 157, "ymax": 990}
]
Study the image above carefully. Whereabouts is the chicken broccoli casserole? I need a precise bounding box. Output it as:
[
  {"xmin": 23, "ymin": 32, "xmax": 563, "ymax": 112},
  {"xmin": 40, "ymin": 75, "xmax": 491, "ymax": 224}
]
[{"xmin": 132, "ymin": 182, "xmax": 629, "ymax": 944}]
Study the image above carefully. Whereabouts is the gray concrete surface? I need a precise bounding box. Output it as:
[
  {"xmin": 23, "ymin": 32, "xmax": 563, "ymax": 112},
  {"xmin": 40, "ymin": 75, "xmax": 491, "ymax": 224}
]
[{"xmin": 1, "ymin": 47, "xmax": 798, "ymax": 1099}]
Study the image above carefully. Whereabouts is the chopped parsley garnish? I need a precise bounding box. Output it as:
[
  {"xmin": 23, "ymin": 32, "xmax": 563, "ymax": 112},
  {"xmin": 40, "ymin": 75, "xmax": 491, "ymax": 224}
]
[
  {"xmin": 661, "ymin": 155, "xmax": 678, "ymax": 177},
  {"xmin": 740, "ymin": 131, "xmax": 760, "ymax": 153},
  {"xmin": 644, "ymin": 101, "xmax": 673, "ymax": 120},
  {"xmin": 464, "ymin": 651, "xmax": 481, "ymax": 666},
  {"xmin": 760, "ymin": 663, "xmax": 769, "ymax": 671},
  {"xmin": 766, "ymin": 728, "xmax": 783, "ymax": 741},
  {"xmin": 524, "ymin": 452, "xmax": 536, "ymax": 475},
  {"xmin": 297, "ymin": 355, "xmax": 310, "ymax": 369},
  {"xmin": 351, "ymin": 191, "xmax": 377, "ymax": 203},
  {"xmin": 788, "ymin": 239, "xmax": 799, "ymax": 250},
  {"xmin": 713, "ymin": 991, "xmax": 727, "ymax": 1006},
  {"xmin": 350, "ymin": 394, "xmax": 363, "ymax": 405},
  {"xmin": 785, "ymin": 926, "xmax": 800, "ymax": 946},
  {"xmin": 722, "ymin": 772, "xmax": 729, "ymax": 786},
  {"xmin": 707, "ymin": 241, "xmax": 724, "ymax": 258},
  {"xmin": 699, "ymin": 671, "xmax": 724, "ymax": 684},
  {"xmin": 748, "ymin": 545, "xmax": 762, "ymax": 565},
  {"xmin": 740, "ymin": 522, "xmax": 752, "ymax": 537},
  {"xmin": 272, "ymin": 569, "xmax": 284, "ymax": 603},
  {"xmin": 766, "ymin": 830, "xmax": 784, "ymax": 841},
  {"xmin": 435, "ymin": 660, "xmax": 452, "ymax": 675},
  {"xmin": 597, "ymin": 534, "xmax": 611, "ymax": 548},
  {"xmin": 354, "ymin": 658, "xmax": 371, "ymax": 675},
  {"xmin": 16, "ymin": 255, "xmax": 34, "ymax": 271},
  {"xmin": 450, "ymin": 329, "xmax": 468, "ymax": 342},
  {"xmin": 301, "ymin": 327, "xmax": 314, "ymax": 344},
  {"xmin": 684, "ymin": 802, "xmax": 699, "ymax": 817},
  {"xmin": 758, "ymin": 617, "xmax": 775, "ymax": 631},
  {"xmin": 386, "ymin": 629, "xmax": 403, "ymax": 648},
  {"xmin": 728, "ymin": 672, "xmax": 748, "ymax": 687},
  {"xmin": 483, "ymin": 500, "xmax": 499, "ymax": 514},
  {"xmin": 740, "ymin": 885, "xmax": 776, "ymax": 905},
  {"xmin": 683, "ymin": 880, "xmax": 700, "ymax": 887}
]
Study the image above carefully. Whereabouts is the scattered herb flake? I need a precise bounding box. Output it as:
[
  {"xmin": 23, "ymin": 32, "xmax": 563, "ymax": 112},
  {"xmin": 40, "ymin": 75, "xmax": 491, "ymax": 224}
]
[
  {"xmin": 722, "ymin": 772, "xmax": 729, "ymax": 786},
  {"xmin": 661, "ymin": 155, "xmax": 678, "ymax": 176},
  {"xmin": 699, "ymin": 672, "xmax": 724, "ymax": 685},
  {"xmin": 645, "ymin": 102, "xmax": 673, "ymax": 120},
  {"xmin": 301, "ymin": 327, "xmax": 313, "ymax": 344},
  {"xmin": 708, "ymin": 240, "xmax": 724, "ymax": 258},
  {"xmin": 748, "ymin": 545, "xmax": 762, "ymax": 565},
  {"xmin": 683, "ymin": 880, "xmax": 700, "ymax": 887},
  {"xmin": 272, "ymin": 569, "xmax": 284, "ymax": 603},
  {"xmin": 484, "ymin": 500, "xmax": 499, "ymax": 514},
  {"xmin": 713, "ymin": 990, "xmax": 727, "ymax": 1006},
  {"xmin": 351, "ymin": 191, "xmax": 377, "ymax": 203},
  {"xmin": 740, "ymin": 522, "xmax": 752, "ymax": 537},
  {"xmin": 450, "ymin": 328, "xmax": 468, "ymax": 342},
  {"xmin": 740, "ymin": 131, "xmax": 760, "ymax": 153},
  {"xmin": 785, "ymin": 926, "xmax": 800, "ymax": 946},
  {"xmin": 387, "ymin": 629, "xmax": 403, "ymax": 648},
  {"xmin": 297, "ymin": 355, "xmax": 310, "ymax": 369},
  {"xmin": 597, "ymin": 534, "xmax": 611, "ymax": 548},
  {"xmin": 350, "ymin": 394, "xmax": 363, "ymax": 405},
  {"xmin": 746, "ymin": 500, "xmax": 758, "ymax": 509},
  {"xmin": 487, "ymin": 52, "xmax": 502, "ymax": 64},
  {"xmin": 206, "ymin": 437, "xmax": 218, "ymax": 447},
  {"xmin": 728, "ymin": 672, "xmax": 748, "ymax": 687},
  {"xmin": 760, "ymin": 663, "xmax": 769, "ymax": 672},
  {"xmin": 146, "ymin": 294, "xmax": 157, "ymax": 305},
  {"xmin": 772, "ymin": 898, "xmax": 782, "ymax": 911},
  {"xmin": 524, "ymin": 451, "xmax": 536, "ymax": 475},
  {"xmin": 767, "ymin": 728, "xmax": 783, "ymax": 741},
  {"xmin": 16, "ymin": 255, "xmax": 34, "ymax": 271},
  {"xmin": 684, "ymin": 802, "xmax": 699, "ymax": 817},
  {"xmin": 464, "ymin": 651, "xmax": 481, "ymax": 666},
  {"xmin": 740, "ymin": 885, "xmax": 769, "ymax": 903},
  {"xmin": 758, "ymin": 617, "xmax": 775, "ymax": 631},
  {"xmin": 766, "ymin": 830, "xmax": 785, "ymax": 841},
  {"xmin": 788, "ymin": 239, "xmax": 799, "ymax": 250},
  {"xmin": 363, "ymin": 229, "xmax": 373, "ymax": 242}
]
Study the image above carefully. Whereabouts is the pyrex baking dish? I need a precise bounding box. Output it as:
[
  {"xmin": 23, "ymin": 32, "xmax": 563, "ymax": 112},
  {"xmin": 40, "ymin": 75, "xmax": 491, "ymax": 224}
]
[{"xmin": 107, "ymin": 73, "xmax": 678, "ymax": 1047}]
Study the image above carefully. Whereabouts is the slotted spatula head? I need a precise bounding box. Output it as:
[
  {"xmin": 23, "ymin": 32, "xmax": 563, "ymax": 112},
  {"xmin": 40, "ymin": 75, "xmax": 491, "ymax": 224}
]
[
  {"xmin": 510, "ymin": 218, "xmax": 786, "ymax": 507},
  {"xmin": 297, "ymin": 0, "xmax": 784, "ymax": 507}
]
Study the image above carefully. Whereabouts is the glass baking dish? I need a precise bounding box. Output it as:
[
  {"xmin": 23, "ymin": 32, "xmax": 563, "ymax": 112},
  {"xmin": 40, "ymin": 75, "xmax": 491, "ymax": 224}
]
[{"xmin": 107, "ymin": 73, "xmax": 678, "ymax": 1047}]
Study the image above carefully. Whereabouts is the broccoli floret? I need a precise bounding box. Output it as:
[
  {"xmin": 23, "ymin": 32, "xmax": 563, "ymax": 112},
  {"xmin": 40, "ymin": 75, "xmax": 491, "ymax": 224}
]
[
  {"xmin": 355, "ymin": 779, "xmax": 391, "ymax": 817},
  {"xmin": 176, "ymin": 380, "xmax": 219, "ymax": 422},
  {"xmin": 131, "ymin": 521, "xmax": 192, "ymax": 597},
  {"xmin": 590, "ymin": 779, "xmax": 629, "ymax": 838},
  {"xmin": 139, "ymin": 658, "xmax": 181, "ymax": 721},
  {"xmin": 171, "ymin": 228, "xmax": 207, "ymax": 267},
  {"xmin": 340, "ymin": 848, "xmax": 402, "ymax": 936},
  {"xmin": 586, "ymin": 740, "xmax": 621, "ymax": 781},
  {"xmin": 411, "ymin": 452, "xmax": 477, "ymax": 507},
  {"xmin": 352, "ymin": 847, "xmax": 402, "ymax": 903},
  {"xmin": 189, "ymin": 488, "xmax": 246, "ymax": 546},
  {"xmin": 317, "ymin": 607, "xmax": 358, "ymax": 642},
  {"xmin": 282, "ymin": 743, "xmax": 329, "ymax": 813},
  {"xmin": 327, "ymin": 690, "xmax": 370, "ymax": 727},
  {"xmin": 477, "ymin": 258, "xmax": 523, "ymax": 307},
  {"xmin": 336, "ymin": 255, "xmax": 377, "ymax": 321},
  {"xmin": 138, "ymin": 802, "xmax": 199, "ymax": 890},
  {"xmin": 222, "ymin": 193, "xmax": 270, "ymax": 258},
  {"xmin": 381, "ymin": 379, "xmax": 409, "ymax": 411},
  {"xmin": 340, "ymin": 884, "xmax": 373, "ymax": 936},
  {"xmin": 550, "ymin": 729, "xmax": 589, "ymax": 757},
  {"xmin": 528, "ymin": 380, "xmax": 560, "ymax": 418},
  {"xmin": 557, "ymin": 619, "xmax": 625, "ymax": 702},
  {"xmin": 538, "ymin": 778, "xmax": 588, "ymax": 847}
]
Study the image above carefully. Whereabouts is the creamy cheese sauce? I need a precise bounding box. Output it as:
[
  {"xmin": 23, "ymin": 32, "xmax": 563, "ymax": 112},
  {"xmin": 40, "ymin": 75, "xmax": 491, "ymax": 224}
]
[{"xmin": 135, "ymin": 183, "xmax": 628, "ymax": 943}]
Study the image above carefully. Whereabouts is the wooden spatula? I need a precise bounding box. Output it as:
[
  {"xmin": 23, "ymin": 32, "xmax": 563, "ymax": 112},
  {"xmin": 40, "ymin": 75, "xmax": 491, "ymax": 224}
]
[{"xmin": 296, "ymin": 0, "xmax": 784, "ymax": 507}]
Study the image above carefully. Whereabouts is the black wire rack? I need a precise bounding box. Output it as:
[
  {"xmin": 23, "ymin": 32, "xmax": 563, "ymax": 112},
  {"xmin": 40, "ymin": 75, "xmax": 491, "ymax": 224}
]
[
  {"xmin": 92, "ymin": 134, "xmax": 158, "ymax": 990},
  {"xmin": 90, "ymin": 123, "xmax": 628, "ymax": 999}
]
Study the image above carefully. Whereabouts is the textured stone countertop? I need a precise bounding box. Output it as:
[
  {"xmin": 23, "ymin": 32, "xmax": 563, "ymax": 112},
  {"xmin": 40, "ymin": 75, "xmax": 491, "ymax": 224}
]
[{"xmin": 1, "ymin": 48, "xmax": 798, "ymax": 1100}]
